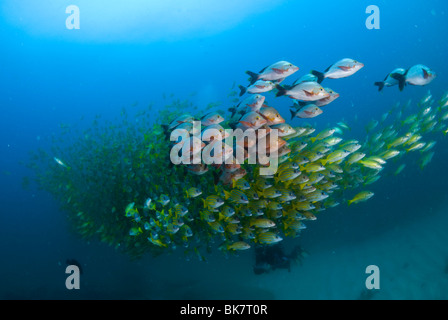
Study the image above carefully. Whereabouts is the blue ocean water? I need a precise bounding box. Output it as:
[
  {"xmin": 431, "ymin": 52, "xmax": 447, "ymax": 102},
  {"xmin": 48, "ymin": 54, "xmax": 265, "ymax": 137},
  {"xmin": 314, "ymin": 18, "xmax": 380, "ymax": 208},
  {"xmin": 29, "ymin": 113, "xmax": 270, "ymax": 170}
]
[{"xmin": 0, "ymin": 0, "xmax": 447, "ymax": 300}]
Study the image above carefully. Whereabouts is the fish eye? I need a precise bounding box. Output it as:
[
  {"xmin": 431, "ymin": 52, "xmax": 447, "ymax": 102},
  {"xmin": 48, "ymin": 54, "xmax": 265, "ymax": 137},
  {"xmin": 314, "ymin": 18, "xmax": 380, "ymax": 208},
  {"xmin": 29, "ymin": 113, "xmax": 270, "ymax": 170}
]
[{"xmin": 256, "ymin": 116, "xmax": 260, "ymax": 120}]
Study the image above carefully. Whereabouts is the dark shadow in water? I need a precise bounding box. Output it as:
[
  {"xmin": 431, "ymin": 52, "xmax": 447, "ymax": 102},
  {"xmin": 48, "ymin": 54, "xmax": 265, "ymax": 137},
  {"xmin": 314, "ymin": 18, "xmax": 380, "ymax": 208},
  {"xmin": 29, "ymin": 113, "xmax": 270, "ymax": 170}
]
[
  {"xmin": 357, "ymin": 289, "xmax": 377, "ymax": 300},
  {"xmin": 253, "ymin": 244, "xmax": 308, "ymax": 275},
  {"xmin": 66, "ymin": 259, "xmax": 83, "ymax": 274}
]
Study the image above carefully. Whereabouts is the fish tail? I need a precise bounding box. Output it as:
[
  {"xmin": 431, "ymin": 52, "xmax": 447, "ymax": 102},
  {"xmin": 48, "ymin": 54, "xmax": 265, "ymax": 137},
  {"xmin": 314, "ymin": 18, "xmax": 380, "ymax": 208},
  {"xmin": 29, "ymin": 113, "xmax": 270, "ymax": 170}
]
[
  {"xmin": 348, "ymin": 200, "xmax": 353, "ymax": 206},
  {"xmin": 275, "ymin": 84, "xmax": 287, "ymax": 97},
  {"xmin": 223, "ymin": 190, "xmax": 231, "ymax": 200},
  {"xmin": 297, "ymin": 101, "xmax": 307, "ymax": 109},
  {"xmin": 238, "ymin": 85, "xmax": 247, "ymax": 97},
  {"xmin": 374, "ymin": 82, "xmax": 385, "ymax": 92},
  {"xmin": 229, "ymin": 107, "xmax": 237, "ymax": 118},
  {"xmin": 310, "ymin": 137, "xmax": 317, "ymax": 144},
  {"xmin": 320, "ymin": 159, "xmax": 327, "ymax": 166},
  {"xmin": 245, "ymin": 71, "xmax": 259, "ymax": 85},
  {"xmin": 310, "ymin": 70, "xmax": 325, "ymax": 84},
  {"xmin": 228, "ymin": 121, "xmax": 237, "ymax": 130},
  {"xmin": 201, "ymin": 198, "xmax": 206, "ymax": 208},
  {"xmin": 289, "ymin": 108, "xmax": 297, "ymax": 120},
  {"xmin": 390, "ymin": 72, "xmax": 406, "ymax": 91},
  {"xmin": 161, "ymin": 124, "xmax": 170, "ymax": 140}
]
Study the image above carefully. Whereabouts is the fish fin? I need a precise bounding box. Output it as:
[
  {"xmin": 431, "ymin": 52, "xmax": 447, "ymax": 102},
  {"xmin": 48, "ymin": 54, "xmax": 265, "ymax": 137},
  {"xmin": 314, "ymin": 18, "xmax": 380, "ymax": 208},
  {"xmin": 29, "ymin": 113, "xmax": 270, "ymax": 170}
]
[
  {"xmin": 258, "ymin": 112, "xmax": 269, "ymax": 122},
  {"xmin": 229, "ymin": 107, "xmax": 237, "ymax": 118},
  {"xmin": 338, "ymin": 65, "xmax": 351, "ymax": 71},
  {"xmin": 259, "ymin": 190, "xmax": 269, "ymax": 200},
  {"xmin": 310, "ymin": 70, "xmax": 325, "ymax": 84},
  {"xmin": 290, "ymin": 108, "xmax": 297, "ymax": 120},
  {"xmin": 245, "ymin": 71, "xmax": 259, "ymax": 85},
  {"xmin": 275, "ymin": 84, "xmax": 287, "ymax": 97},
  {"xmin": 303, "ymin": 90, "xmax": 313, "ymax": 97},
  {"xmin": 390, "ymin": 72, "xmax": 406, "ymax": 91},
  {"xmin": 283, "ymin": 180, "xmax": 293, "ymax": 189},
  {"xmin": 258, "ymin": 66, "xmax": 268, "ymax": 73},
  {"xmin": 238, "ymin": 85, "xmax": 246, "ymax": 97},
  {"xmin": 348, "ymin": 200, "xmax": 353, "ymax": 206},
  {"xmin": 423, "ymin": 69, "xmax": 429, "ymax": 79},
  {"xmin": 239, "ymin": 120, "xmax": 252, "ymax": 127},
  {"xmin": 374, "ymin": 82, "xmax": 385, "ymax": 92},
  {"xmin": 274, "ymin": 176, "xmax": 281, "ymax": 184}
]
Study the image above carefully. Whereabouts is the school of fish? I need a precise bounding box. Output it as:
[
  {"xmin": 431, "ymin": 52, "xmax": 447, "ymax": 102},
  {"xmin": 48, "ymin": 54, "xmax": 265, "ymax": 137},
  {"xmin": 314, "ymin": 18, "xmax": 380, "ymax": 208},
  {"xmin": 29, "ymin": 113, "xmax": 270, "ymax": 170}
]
[{"xmin": 27, "ymin": 59, "xmax": 446, "ymax": 261}]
